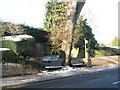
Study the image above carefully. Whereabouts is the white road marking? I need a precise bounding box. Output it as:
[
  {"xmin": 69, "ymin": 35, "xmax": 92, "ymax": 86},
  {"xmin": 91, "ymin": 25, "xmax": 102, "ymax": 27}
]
[{"xmin": 113, "ymin": 81, "xmax": 120, "ymax": 85}]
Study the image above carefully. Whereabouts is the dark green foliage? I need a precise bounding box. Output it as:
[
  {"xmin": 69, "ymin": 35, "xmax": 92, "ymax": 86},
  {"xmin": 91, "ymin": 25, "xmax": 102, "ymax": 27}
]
[
  {"xmin": 2, "ymin": 38, "xmax": 36, "ymax": 58},
  {"xmin": 0, "ymin": 21, "xmax": 48, "ymax": 75},
  {"xmin": 35, "ymin": 42, "xmax": 51, "ymax": 57},
  {"xmin": 44, "ymin": 0, "xmax": 67, "ymax": 32},
  {"xmin": 2, "ymin": 50, "xmax": 20, "ymax": 63},
  {"xmin": 0, "ymin": 21, "xmax": 49, "ymax": 43},
  {"xmin": 2, "ymin": 40, "xmax": 17, "ymax": 53},
  {"xmin": 95, "ymin": 47, "xmax": 120, "ymax": 57},
  {"xmin": 44, "ymin": 0, "xmax": 68, "ymax": 52},
  {"xmin": 77, "ymin": 48, "xmax": 85, "ymax": 58},
  {"xmin": 17, "ymin": 39, "xmax": 36, "ymax": 57},
  {"xmin": 2, "ymin": 44, "xmax": 45, "ymax": 76},
  {"xmin": 21, "ymin": 25, "xmax": 49, "ymax": 43},
  {"xmin": 2, "ymin": 40, "xmax": 21, "ymax": 63},
  {"xmin": 73, "ymin": 16, "xmax": 97, "ymax": 57}
]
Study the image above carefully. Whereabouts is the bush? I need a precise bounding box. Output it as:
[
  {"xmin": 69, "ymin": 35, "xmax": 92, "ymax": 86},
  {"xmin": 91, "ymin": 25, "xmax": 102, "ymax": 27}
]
[
  {"xmin": 95, "ymin": 47, "xmax": 120, "ymax": 57},
  {"xmin": 16, "ymin": 38, "xmax": 36, "ymax": 57},
  {"xmin": 21, "ymin": 25, "xmax": 49, "ymax": 43},
  {"xmin": 2, "ymin": 50, "xmax": 20, "ymax": 63},
  {"xmin": 2, "ymin": 40, "xmax": 17, "ymax": 53},
  {"xmin": 95, "ymin": 50, "xmax": 106, "ymax": 57},
  {"xmin": 2, "ymin": 37, "xmax": 36, "ymax": 58},
  {"xmin": 23, "ymin": 58, "xmax": 45, "ymax": 72}
]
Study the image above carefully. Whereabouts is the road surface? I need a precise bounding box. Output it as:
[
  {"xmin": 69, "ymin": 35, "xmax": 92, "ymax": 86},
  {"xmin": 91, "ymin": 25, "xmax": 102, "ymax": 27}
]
[{"xmin": 16, "ymin": 68, "xmax": 119, "ymax": 88}]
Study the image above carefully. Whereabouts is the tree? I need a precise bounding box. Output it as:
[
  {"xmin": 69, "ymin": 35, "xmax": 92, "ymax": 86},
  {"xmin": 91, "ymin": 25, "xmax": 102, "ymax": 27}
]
[
  {"xmin": 73, "ymin": 15, "xmax": 97, "ymax": 57},
  {"xmin": 44, "ymin": 0, "xmax": 68, "ymax": 53},
  {"xmin": 111, "ymin": 36, "xmax": 120, "ymax": 46},
  {"xmin": 0, "ymin": 21, "xmax": 25, "ymax": 36},
  {"xmin": 44, "ymin": 0, "xmax": 85, "ymax": 66},
  {"xmin": 0, "ymin": 21, "xmax": 5, "ymax": 37}
]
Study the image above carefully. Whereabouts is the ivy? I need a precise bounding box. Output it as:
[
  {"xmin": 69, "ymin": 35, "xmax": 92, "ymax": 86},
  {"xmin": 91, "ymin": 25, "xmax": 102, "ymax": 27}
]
[{"xmin": 44, "ymin": 0, "xmax": 68, "ymax": 53}]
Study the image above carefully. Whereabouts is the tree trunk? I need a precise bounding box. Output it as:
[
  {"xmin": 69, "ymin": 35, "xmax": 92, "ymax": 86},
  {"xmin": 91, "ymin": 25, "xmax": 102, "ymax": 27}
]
[{"xmin": 61, "ymin": 1, "xmax": 85, "ymax": 66}]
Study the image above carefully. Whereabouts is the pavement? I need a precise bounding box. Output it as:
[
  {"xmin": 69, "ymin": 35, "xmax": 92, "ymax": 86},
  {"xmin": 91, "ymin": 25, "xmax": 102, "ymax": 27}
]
[
  {"xmin": 1, "ymin": 65, "xmax": 119, "ymax": 89},
  {"xmin": 18, "ymin": 68, "xmax": 119, "ymax": 88}
]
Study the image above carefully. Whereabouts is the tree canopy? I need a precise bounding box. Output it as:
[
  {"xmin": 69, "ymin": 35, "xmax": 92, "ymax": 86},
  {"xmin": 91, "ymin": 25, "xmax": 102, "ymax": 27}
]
[
  {"xmin": 73, "ymin": 15, "xmax": 97, "ymax": 57},
  {"xmin": 0, "ymin": 21, "xmax": 49, "ymax": 43},
  {"xmin": 44, "ymin": 0, "xmax": 85, "ymax": 66},
  {"xmin": 44, "ymin": 0, "xmax": 68, "ymax": 53},
  {"xmin": 111, "ymin": 36, "xmax": 120, "ymax": 46}
]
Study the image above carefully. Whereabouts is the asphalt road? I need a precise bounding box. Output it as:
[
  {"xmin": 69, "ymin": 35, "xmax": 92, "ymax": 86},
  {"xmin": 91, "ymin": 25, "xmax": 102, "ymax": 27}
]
[{"xmin": 18, "ymin": 68, "xmax": 119, "ymax": 88}]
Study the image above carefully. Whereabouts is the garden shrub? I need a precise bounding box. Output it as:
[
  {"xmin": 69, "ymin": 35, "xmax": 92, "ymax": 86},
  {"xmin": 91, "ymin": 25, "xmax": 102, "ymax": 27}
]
[
  {"xmin": 2, "ymin": 37, "xmax": 36, "ymax": 58},
  {"xmin": 2, "ymin": 40, "xmax": 17, "ymax": 53},
  {"xmin": 2, "ymin": 50, "xmax": 20, "ymax": 63},
  {"xmin": 36, "ymin": 42, "xmax": 51, "ymax": 57},
  {"xmin": 23, "ymin": 58, "xmax": 45, "ymax": 73},
  {"xmin": 21, "ymin": 25, "xmax": 49, "ymax": 43},
  {"xmin": 16, "ymin": 38, "xmax": 36, "ymax": 57}
]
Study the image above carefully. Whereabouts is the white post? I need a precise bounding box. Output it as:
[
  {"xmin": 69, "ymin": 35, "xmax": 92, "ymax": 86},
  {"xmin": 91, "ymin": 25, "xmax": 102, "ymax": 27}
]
[
  {"xmin": 84, "ymin": 38, "xmax": 88, "ymax": 60},
  {"xmin": 84, "ymin": 38, "xmax": 92, "ymax": 67}
]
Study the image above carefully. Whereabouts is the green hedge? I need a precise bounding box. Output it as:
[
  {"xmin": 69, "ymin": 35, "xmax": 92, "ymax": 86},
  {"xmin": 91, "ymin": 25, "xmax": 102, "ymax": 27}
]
[
  {"xmin": 95, "ymin": 47, "xmax": 120, "ymax": 57},
  {"xmin": 2, "ymin": 50, "xmax": 20, "ymax": 63},
  {"xmin": 16, "ymin": 39, "xmax": 36, "ymax": 57},
  {"xmin": 2, "ymin": 40, "xmax": 17, "ymax": 53},
  {"xmin": 2, "ymin": 38, "xmax": 36, "ymax": 58},
  {"xmin": 21, "ymin": 25, "xmax": 49, "ymax": 43}
]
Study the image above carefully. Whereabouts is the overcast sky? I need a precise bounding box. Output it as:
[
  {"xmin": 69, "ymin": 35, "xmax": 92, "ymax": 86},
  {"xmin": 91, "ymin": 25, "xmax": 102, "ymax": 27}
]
[{"xmin": 0, "ymin": 0, "xmax": 119, "ymax": 45}]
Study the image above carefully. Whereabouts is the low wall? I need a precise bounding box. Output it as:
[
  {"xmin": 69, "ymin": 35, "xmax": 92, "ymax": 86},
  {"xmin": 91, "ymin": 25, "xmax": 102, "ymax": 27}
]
[{"xmin": 2, "ymin": 63, "xmax": 42, "ymax": 77}]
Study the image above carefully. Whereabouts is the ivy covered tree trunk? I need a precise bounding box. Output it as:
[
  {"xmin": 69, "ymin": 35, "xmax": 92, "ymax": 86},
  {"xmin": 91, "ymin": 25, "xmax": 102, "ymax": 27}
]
[
  {"xmin": 61, "ymin": 1, "xmax": 85, "ymax": 66},
  {"xmin": 44, "ymin": 0, "xmax": 85, "ymax": 66}
]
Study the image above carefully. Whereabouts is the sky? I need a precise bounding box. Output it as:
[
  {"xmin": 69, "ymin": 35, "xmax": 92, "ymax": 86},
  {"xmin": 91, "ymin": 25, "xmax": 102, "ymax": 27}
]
[{"xmin": 0, "ymin": 0, "xmax": 119, "ymax": 45}]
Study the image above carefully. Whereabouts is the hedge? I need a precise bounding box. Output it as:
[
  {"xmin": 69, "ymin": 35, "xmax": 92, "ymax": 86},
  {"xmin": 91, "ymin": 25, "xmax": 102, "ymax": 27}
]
[
  {"xmin": 2, "ymin": 50, "xmax": 20, "ymax": 63},
  {"xmin": 95, "ymin": 47, "xmax": 120, "ymax": 57},
  {"xmin": 2, "ymin": 38, "xmax": 36, "ymax": 58}
]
